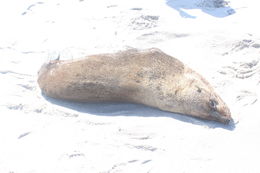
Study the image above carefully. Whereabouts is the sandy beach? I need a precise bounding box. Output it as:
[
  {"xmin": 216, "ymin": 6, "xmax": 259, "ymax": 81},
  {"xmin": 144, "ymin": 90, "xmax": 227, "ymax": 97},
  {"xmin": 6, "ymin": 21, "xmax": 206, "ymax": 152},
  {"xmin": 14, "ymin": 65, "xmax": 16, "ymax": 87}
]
[{"xmin": 0, "ymin": 0, "xmax": 259, "ymax": 172}]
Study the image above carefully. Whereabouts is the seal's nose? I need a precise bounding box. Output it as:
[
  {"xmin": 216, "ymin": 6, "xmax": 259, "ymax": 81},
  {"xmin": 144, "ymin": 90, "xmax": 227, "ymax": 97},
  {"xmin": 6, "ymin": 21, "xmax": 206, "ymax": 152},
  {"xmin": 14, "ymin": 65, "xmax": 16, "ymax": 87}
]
[
  {"xmin": 222, "ymin": 116, "xmax": 234, "ymax": 124},
  {"xmin": 223, "ymin": 118, "xmax": 230, "ymax": 124}
]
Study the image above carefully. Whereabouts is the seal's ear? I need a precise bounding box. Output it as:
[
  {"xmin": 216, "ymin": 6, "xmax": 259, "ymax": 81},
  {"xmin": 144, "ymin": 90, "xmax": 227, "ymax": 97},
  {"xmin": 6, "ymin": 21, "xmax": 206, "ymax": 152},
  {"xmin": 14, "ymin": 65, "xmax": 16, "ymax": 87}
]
[
  {"xmin": 195, "ymin": 85, "xmax": 202, "ymax": 93},
  {"xmin": 209, "ymin": 99, "xmax": 218, "ymax": 110}
]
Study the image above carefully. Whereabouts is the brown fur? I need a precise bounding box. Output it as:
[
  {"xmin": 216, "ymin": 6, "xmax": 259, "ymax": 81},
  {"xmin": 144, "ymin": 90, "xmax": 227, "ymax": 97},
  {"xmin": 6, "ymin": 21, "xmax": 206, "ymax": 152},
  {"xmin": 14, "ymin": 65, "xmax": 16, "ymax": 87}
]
[{"xmin": 38, "ymin": 48, "xmax": 232, "ymax": 124}]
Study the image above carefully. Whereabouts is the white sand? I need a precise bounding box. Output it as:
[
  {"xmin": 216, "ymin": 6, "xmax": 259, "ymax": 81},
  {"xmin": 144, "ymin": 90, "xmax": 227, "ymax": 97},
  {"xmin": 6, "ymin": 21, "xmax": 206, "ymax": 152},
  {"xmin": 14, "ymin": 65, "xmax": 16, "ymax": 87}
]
[{"xmin": 0, "ymin": 0, "xmax": 260, "ymax": 172}]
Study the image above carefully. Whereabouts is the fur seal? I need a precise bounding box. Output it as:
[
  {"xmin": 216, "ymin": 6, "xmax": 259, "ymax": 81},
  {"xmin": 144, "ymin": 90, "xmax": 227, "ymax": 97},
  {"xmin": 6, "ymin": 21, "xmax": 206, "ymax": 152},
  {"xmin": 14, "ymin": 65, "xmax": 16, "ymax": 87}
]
[{"xmin": 38, "ymin": 48, "xmax": 232, "ymax": 124}]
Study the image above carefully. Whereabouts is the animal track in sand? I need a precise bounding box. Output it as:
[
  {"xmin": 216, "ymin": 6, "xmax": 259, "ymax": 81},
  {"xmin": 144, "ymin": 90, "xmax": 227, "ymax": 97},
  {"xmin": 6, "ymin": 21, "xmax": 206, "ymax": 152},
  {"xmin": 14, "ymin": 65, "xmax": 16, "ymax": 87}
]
[
  {"xmin": 129, "ymin": 15, "xmax": 159, "ymax": 30},
  {"xmin": 219, "ymin": 58, "xmax": 260, "ymax": 79},
  {"xmin": 231, "ymin": 39, "xmax": 260, "ymax": 52},
  {"xmin": 236, "ymin": 90, "xmax": 258, "ymax": 106},
  {"xmin": 221, "ymin": 38, "xmax": 260, "ymax": 55},
  {"xmin": 21, "ymin": 1, "xmax": 44, "ymax": 15},
  {"xmin": 196, "ymin": 0, "xmax": 229, "ymax": 8},
  {"xmin": 137, "ymin": 31, "xmax": 189, "ymax": 43}
]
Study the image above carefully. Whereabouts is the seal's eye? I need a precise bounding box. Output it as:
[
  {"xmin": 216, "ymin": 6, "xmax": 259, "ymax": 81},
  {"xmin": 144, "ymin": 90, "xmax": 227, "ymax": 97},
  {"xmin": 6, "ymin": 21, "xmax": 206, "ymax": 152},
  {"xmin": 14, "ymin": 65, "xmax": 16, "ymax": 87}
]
[{"xmin": 209, "ymin": 99, "xmax": 218, "ymax": 111}]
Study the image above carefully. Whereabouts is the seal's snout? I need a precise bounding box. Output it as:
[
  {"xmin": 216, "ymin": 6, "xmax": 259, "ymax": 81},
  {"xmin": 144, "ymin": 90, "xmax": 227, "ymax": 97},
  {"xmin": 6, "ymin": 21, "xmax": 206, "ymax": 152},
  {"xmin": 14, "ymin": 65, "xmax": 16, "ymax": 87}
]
[
  {"xmin": 207, "ymin": 96, "xmax": 232, "ymax": 124},
  {"xmin": 221, "ymin": 108, "xmax": 232, "ymax": 124},
  {"xmin": 209, "ymin": 102, "xmax": 232, "ymax": 124},
  {"xmin": 222, "ymin": 117, "xmax": 231, "ymax": 124}
]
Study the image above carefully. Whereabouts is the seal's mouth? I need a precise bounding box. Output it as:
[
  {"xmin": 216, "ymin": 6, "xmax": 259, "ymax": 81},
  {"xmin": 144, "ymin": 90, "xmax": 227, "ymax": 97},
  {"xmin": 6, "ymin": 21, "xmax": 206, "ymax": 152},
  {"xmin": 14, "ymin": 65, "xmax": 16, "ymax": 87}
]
[{"xmin": 211, "ymin": 110, "xmax": 232, "ymax": 124}]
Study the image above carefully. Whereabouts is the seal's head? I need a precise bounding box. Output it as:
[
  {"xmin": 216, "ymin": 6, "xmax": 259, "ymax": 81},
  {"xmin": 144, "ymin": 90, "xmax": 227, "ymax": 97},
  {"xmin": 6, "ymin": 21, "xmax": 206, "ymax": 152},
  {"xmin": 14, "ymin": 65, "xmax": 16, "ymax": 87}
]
[{"xmin": 175, "ymin": 69, "xmax": 232, "ymax": 124}]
